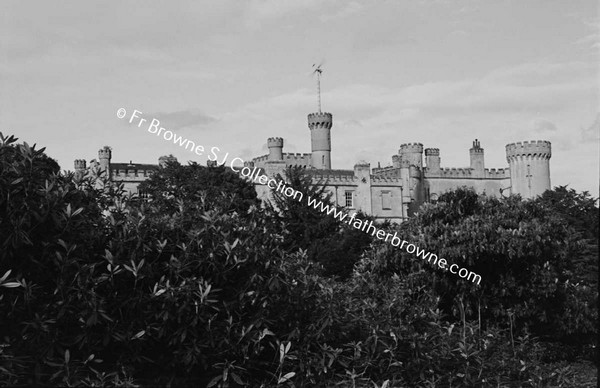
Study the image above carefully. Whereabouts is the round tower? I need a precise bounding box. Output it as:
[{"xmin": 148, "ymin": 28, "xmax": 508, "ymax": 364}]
[
  {"xmin": 267, "ymin": 137, "xmax": 284, "ymax": 161},
  {"xmin": 308, "ymin": 112, "xmax": 333, "ymax": 169},
  {"xmin": 399, "ymin": 143, "xmax": 424, "ymax": 169},
  {"xmin": 506, "ymin": 140, "xmax": 551, "ymax": 198},
  {"xmin": 98, "ymin": 146, "xmax": 112, "ymax": 174}
]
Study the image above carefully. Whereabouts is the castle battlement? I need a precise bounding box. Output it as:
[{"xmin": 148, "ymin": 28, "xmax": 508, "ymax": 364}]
[
  {"xmin": 440, "ymin": 167, "xmax": 472, "ymax": 177},
  {"xmin": 252, "ymin": 154, "xmax": 270, "ymax": 163},
  {"xmin": 308, "ymin": 112, "xmax": 333, "ymax": 129},
  {"xmin": 98, "ymin": 146, "xmax": 111, "ymax": 159},
  {"xmin": 111, "ymin": 170, "xmax": 155, "ymax": 181},
  {"xmin": 74, "ymin": 159, "xmax": 87, "ymax": 169},
  {"xmin": 371, "ymin": 176, "xmax": 402, "ymax": 184},
  {"xmin": 399, "ymin": 143, "xmax": 424, "ymax": 153},
  {"xmin": 311, "ymin": 175, "xmax": 356, "ymax": 184},
  {"xmin": 506, "ymin": 140, "xmax": 551, "ymax": 159},
  {"xmin": 267, "ymin": 137, "xmax": 284, "ymax": 147},
  {"xmin": 372, "ymin": 165, "xmax": 396, "ymax": 174},
  {"xmin": 424, "ymin": 148, "xmax": 440, "ymax": 156},
  {"xmin": 483, "ymin": 168, "xmax": 509, "ymax": 178}
]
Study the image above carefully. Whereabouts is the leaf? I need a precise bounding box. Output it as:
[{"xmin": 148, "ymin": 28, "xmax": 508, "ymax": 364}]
[
  {"xmin": 278, "ymin": 372, "xmax": 295, "ymax": 384},
  {"xmin": 1, "ymin": 282, "xmax": 21, "ymax": 288},
  {"xmin": 207, "ymin": 375, "xmax": 222, "ymax": 388},
  {"xmin": 0, "ymin": 270, "xmax": 11, "ymax": 282},
  {"xmin": 131, "ymin": 330, "xmax": 145, "ymax": 340},
  {"xmin": 231, "ymin": 372, "xmax": 244, "ymax": 385}
]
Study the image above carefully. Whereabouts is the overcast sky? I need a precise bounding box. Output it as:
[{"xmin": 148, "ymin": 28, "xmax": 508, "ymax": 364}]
[{"xmin": 1, "ymin": 0, "xmax": 598, "ymax": 196}]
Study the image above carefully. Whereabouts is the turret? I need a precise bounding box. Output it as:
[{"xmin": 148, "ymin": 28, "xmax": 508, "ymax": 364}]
[
  {"xmin": 424, "ymin": 148, "xmax": 440, "ymax": 172},
  {"xmin": 98, "ymin": 146, "xmax": 112, "ymax": 175},
  {"xmin": 267, "ymin": 137, "xmax": 284, "ymax": 161},
  {"xmin": 74, "ymin": 159, "xmax": 86, "ymax": 171},
  {"xmin": 308, "ymin": 112, "xmax": 333, "ymax": 169},
  {"xmin": 469, "ymin": 139, "xmax": 484, "ymax": 177},
  {"xmin": 74, "ymin": 159, "xmax": 86, "ymax": 179},
  {"xmin": 506, "ymin": 140, "xmax": 551, "ymax": 198},
  {"xmin": 158, "ymin": 154, "xmax": 178, "ymax": 168},
  {"xmin": 399, "ymin": 143, "xmax": 423, "ymax": 169}
]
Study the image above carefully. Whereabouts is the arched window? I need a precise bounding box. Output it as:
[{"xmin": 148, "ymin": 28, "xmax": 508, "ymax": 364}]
[{"xmin": 322, "ymin": 155, "xmax": 325, "ymax": 165}]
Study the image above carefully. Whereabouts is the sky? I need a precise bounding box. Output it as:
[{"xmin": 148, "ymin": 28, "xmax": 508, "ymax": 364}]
[{"xmin": 1, "ymin": 0, "xmax": 599, "ymax": 196}]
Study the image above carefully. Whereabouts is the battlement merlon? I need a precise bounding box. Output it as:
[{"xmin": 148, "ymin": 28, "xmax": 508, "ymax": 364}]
[
  {"xmin": 424, "ymin": 148, "xmax": 440, "ymax": 156},
  {"xmin": 505, "ymin": 140, "xmax": 552, "ymax": 160}
]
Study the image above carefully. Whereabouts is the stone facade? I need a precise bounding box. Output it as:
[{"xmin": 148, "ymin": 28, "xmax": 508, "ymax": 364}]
[
  {"xmin": 75, "ymin": 109, "xmax": 551, "ymax": 223},
  {"xmin": 247, "ymin": 110, "xmax": 552, "ymax": 222}
]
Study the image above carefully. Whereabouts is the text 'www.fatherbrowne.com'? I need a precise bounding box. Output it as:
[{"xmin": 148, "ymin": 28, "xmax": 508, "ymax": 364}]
[
  {"xmin": 118, "ymin": 107, "xmax": 482, "ymax": 285},
  {"xmin": 304, "ymin": 196, "xmax": 482, "ymax": 285}
]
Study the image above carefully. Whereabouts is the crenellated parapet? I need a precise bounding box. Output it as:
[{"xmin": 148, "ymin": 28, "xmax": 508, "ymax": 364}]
[
  {"xmin": 399, "ymin": 143, "xmax": 423, "ymax": 169},
  {"xmin": 283, "ymin": 152, "xmax": 312, "ymax": 166},
  {"xmin": 399, "ymin": 142, "xmax": 424, "ymax": 153},
  {"xmin": 311, "ymin": 174, "xmax": 357, "ymax": 184},
  {"xmin": 267, "ymin": 137, "xmax": 284, "ymax": 148},
  {"xmin": 111, "ymin": 168, "xmax": 157, "ymax": 181},
  {"xmin": 424, "ymin": 148, "xmax": 439, "ymax": 156},
  {"xmin": 74, "ymin": 159, "xmax": 87, "ymax": 170},
  {"xmin": 372, "ymin": 165, "xmax": 396, "ymax": 174},
  {"xmin": 309, "ymin": 169, "xmax": 356, "ymax": 184},
  {"xmin": 470, "ymin": 139, "xmax": 484, "ymax": 154},
  {"xmin": 439, "ymin": 167, "xmax": 473, "ymax": 177},
  {"xmin": 98, "ymin": 146, "xmax": 112, "ymax": 160},
  {"xmin": 307, "ymin": 112, "xmax": 333, "ymax": 130},
  {"xmin": 371, "ymin": 176, "xmax": 402, "ymax": 184},
  {"xmin": 506, "ymin": 140, "xmax": 551, "ymax": 161},
  {"xmin": 252, "ymin": 154, "xmax": 270, "ymax": 163},
  {"xmin": 483, "ymin": 168, "xmax": 508, "ymax": 179}
]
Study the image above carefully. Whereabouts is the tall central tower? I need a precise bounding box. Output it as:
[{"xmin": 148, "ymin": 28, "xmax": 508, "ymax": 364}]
[{"xmin": 308, "ymin": 64, "xmax": 333, "ymax": 169}]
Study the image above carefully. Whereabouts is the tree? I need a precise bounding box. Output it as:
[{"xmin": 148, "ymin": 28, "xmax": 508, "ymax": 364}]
[
  {"xmin": 266, "ymin": 166, "xmax": 340, "ymax": 252},
  {"xmin": 360, "ymin": 188, "xmax": 593, "ymax": 339},
  {"xmin": 137, "ymin": 160, "xmax": 260, "ymax": 215}
]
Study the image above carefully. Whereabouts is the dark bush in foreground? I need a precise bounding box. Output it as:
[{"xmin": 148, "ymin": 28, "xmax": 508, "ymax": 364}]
[{"xmin": 1, "ymin": 134, "xmax": 596, "ymax": 387}]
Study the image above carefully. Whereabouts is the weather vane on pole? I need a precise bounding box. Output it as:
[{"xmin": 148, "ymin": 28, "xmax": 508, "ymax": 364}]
[{"xmin": 312, "ymin": 62, "xmax": 324, "ymax": 113}]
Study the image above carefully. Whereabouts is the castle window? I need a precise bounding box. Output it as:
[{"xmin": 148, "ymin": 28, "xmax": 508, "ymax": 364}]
[
  {"xmin": 381, "ymin": 191, "xmax": 391, "ymax": 210},
  {"xmin": 345, "ymin": 191, "xmax": 354, "ymax": 208},
  {"xmin": 322, "ymin": 155, "xmax": 325, "ymax": 166}
]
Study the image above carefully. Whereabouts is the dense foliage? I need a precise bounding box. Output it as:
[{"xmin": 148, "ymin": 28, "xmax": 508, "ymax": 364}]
[
  {"xmin": 0, "ymin": 134, "xmax": 597, "ymax": 387},
  {"xmin": 267, "ymin": 166, "xmax": 373, "ymax": 279}
]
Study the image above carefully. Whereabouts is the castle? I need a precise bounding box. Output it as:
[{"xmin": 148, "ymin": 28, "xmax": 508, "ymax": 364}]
[{"xmin": 75, "ymin": 111, "xmax": 551, "ymax": 223}]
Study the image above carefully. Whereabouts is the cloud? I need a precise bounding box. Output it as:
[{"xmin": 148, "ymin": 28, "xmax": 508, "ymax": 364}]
[
  {"xmin": 575, "ymin": 18, "xmax": 600, "ymax": 50},
  {"xmin": 150, "ymin": 110, "xmax": 217, "ymax": 131},
  {"xmin": 532, "ymin": 118, "xmax": 558, "ymax": 133},
  {"xmin": 581, "ymin": 114, "xmax": 600, "ymax": 142}
]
